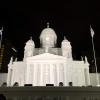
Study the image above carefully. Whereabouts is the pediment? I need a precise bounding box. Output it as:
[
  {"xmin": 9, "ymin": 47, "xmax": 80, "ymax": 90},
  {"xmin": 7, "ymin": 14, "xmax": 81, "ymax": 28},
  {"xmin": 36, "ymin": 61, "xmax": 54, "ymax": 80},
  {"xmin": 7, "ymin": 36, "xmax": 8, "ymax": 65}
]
[{"xmin": 27, "ymin": 53, "xmax": 66, "ymax": 61}]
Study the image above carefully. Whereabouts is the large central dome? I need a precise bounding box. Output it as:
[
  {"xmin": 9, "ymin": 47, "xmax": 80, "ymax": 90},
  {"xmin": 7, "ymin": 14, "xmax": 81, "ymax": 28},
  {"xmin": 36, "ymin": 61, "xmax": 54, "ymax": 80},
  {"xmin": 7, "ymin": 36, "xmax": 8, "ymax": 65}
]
[
  {"xmin": 40, "ymin": 23, "xmax": 57, "ymax": 48},
  {"xmin": 41, "ymin": 27, "xmax": 56, "ymax": 36}
]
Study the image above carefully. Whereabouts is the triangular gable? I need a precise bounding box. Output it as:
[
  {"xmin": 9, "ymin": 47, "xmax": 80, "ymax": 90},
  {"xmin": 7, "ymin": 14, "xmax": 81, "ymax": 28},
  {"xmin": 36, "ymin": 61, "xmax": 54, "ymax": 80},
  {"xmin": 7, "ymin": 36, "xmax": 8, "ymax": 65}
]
[{"xmin": 27, "ymin": 53, "xmax": 66, "ymax": 60}]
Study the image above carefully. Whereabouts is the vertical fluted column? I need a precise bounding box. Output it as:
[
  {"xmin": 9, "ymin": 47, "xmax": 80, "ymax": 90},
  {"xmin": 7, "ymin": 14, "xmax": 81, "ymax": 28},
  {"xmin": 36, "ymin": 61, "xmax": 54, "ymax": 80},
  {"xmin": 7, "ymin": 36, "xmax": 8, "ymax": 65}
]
[
  {"xmin": 25, "ymin": 63, "xmax": 30, "ymax": 84},
  {"xmin": 33, "ymin": 63, "xmax": 37, "ymax": 86},
  {"xmin": 84, "ymin": 64, "xmax": 90, "ymax": 86},
  {"xmin": 50, "ymin": 63, "xmax": 55, "ymax": 85},
  {"xmin": 40, "ymin": 63, "xmax": 43, "ymax": 86},
  {"xmin": 63, "ymin": 63, "xmax": 67, "ymax": 86},
  {"xmin": 56, "ymin": 63, "xmax": 60, "ymax": 86}
]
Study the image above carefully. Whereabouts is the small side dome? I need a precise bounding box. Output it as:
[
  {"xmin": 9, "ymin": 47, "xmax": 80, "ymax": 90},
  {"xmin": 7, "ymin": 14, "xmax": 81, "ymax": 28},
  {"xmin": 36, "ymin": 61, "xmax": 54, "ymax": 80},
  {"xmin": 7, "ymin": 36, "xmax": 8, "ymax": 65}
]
[
  {"xmin": 62, "ymin": 36, "xmax": 70, "ymax": 46},
  {"xmin": 61, "ymin": 36, "xmax": 71, "ymax": 48},
  {"xmin": 61, "ymin": 36, "xmax": 72, "ymax": 59},
  {"xmin": 26, "ymin": 37, "xmax": 35, "ymax": 46}
]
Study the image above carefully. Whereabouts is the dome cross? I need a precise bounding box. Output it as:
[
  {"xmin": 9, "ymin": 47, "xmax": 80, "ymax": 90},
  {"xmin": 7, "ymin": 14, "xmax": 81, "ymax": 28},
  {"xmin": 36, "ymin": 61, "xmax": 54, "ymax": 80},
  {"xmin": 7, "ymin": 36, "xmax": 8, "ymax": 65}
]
[{"xmin": 47, "ymin": 22, "xmax": 50, "ymax": 28}]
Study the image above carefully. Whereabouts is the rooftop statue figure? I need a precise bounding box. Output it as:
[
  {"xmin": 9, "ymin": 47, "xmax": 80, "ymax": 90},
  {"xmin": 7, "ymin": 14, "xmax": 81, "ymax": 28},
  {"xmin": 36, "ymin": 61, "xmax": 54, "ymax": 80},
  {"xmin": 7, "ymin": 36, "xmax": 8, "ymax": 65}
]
[
  {"xmin": 61, "ymin": 36, "xmax": 72, "ymax": 59},
  {"xmin": 23, "ymin": 37, "xmax": 35, "ymax": 61}
]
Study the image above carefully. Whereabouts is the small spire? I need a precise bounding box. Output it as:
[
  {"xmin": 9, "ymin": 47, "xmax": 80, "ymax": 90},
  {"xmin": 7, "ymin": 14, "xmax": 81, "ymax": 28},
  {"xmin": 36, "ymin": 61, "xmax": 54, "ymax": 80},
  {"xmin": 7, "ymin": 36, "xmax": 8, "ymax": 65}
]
[
  {"xmin": 9, "ymin": 56, "xmax": 13, "ymax": 64},
  {"xmin": 90, "ymin": 25, "xmax": 95, "ymax": 38},
  {"xmin": 47, "ymin": 22, "xmax": 50, "ymax": 28},
  {"xmin": 81, "ymin": 56, "xmax": 83, "ymax": 61},
  {"xmin": 1, "ymin": 27, "xmax": 3, "ymax": 31},
  {"xmin": 85, "ymin": 56, "xmax": 88, "ymax": 63},
  {"xmin": 30, "ymin": 36, "xmax": 32, "ymax": 40},
  {"xmin": 15, "ymin": 58, "xmax": 17, "ymax": 62},
  {"xmin": 0, "ymin": 27, "xmax": 3, "ymax": 35},
  {"xmin": 64, "ymin": 36, "xmax": 66, "ymax": 40}
]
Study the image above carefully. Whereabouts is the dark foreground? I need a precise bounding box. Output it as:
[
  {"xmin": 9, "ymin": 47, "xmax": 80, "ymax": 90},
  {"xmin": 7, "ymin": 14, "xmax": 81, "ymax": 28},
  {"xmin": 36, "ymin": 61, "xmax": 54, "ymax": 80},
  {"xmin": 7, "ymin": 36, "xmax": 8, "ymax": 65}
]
[{"xmin": 0, "ymin": 86, "xmax": 100, "ymax": 100}]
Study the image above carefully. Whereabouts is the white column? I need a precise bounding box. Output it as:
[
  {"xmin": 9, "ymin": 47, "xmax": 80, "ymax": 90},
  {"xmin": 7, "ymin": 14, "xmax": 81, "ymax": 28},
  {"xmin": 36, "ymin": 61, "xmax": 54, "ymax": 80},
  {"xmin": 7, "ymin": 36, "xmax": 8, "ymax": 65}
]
[
  {"xmin": 84, "ymin": 64, "xmax": 90, "ymax": 86},
  {"xmin": 67, "ymin": 61, "xmax": 73, "ymax": 85},
  {"xmin": 50, "ymin": 63, "xmax": 55, "ymax": 85},
  {"xmin": 46, "ymin": 64, "xmax": 50, "ymax": 84},
  {"xmin": 72, "ymin": 63, "xmax": 80, "ymax": 86},
  {"xmin": 86, "ymin": 67, "xmax": 90, "ymax": 85},
  {"xmin": 11, "ymin": 65, "xmax": 16, "ymax": 86},
  {"xmin": 33, "ymin": 63, "xmax": 38, "ymax": 86},
  {"xmin": 44, "ymin": 63, "xmax": 50, "ymax": 86},
  {"xmin": 53, "ymin": 64, "xmax": 57, "ymax": 86},
  {"xmin": 56, "ymin": 63, "xmax": 60, "ymax": 86},
  {"xmin": 25, "ymin": 63, "xmax": 30, "ymax": 84},
  {"xmin": 7, "ymin": 65, "xmax": 13, "ymax": 86},
  {"xmin": 42, "ymin": 64, "xmax": 46, "ymax": 86},
  {"xmin": 63, "ymin": 63, "xmax": 67, "ymax": 86},
  {"xmin": 80, "ymin": 66, "xmax": 86, "ymax": 86},
  {"xmin": 77, "ymin": 68, "xmax": 84, "ymax": 86},
  {"xmin": 59, "ymin": 63, "xmax": 64, "ymax": 83},
  {"xmin": 36, "ymin": 64, "xmax": 41, "ymax": 86},
  {"xmin": 40, "ymin": 63, "xmax": 43, "ymax": 86}
]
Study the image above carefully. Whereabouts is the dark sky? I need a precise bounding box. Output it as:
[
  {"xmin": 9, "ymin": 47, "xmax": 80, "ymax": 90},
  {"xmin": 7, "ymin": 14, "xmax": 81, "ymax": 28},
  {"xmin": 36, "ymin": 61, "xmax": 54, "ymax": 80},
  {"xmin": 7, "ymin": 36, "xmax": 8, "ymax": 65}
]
[{"xmin": 0, "ymin": 0, "xmax": 100, "ymax": 61}]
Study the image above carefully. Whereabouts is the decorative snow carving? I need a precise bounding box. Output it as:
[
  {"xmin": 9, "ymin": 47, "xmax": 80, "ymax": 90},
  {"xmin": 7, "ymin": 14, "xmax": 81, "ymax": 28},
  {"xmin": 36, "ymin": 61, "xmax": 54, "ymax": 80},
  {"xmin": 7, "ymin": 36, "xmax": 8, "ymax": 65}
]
[
  {"xmin": 23, "ymin": 37, "xmax": 35, "ymax": 61},
  {"xmin": 61, "ymin": 36, "xmax": 72, "ymax": 59}
]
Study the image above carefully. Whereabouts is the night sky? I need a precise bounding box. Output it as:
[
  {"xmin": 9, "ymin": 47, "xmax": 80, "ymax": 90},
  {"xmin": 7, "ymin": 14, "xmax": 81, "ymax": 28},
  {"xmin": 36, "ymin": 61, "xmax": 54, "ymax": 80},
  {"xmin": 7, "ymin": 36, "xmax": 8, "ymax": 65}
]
[{"xmin": 0, "ymin": 1, "xmax": 100, "ymax": 65}]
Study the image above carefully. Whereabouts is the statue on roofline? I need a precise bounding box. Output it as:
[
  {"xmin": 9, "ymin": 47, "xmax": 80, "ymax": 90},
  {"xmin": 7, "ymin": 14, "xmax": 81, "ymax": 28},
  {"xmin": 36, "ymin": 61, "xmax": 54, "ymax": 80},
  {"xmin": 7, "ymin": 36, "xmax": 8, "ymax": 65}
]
[
  {"xmin": 23, "ymin": 37, "xmax": 35, "ymax": 61},
  {"xmin": 61, "ymin": 36, "xmax": 72, "ymax": 59}
]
